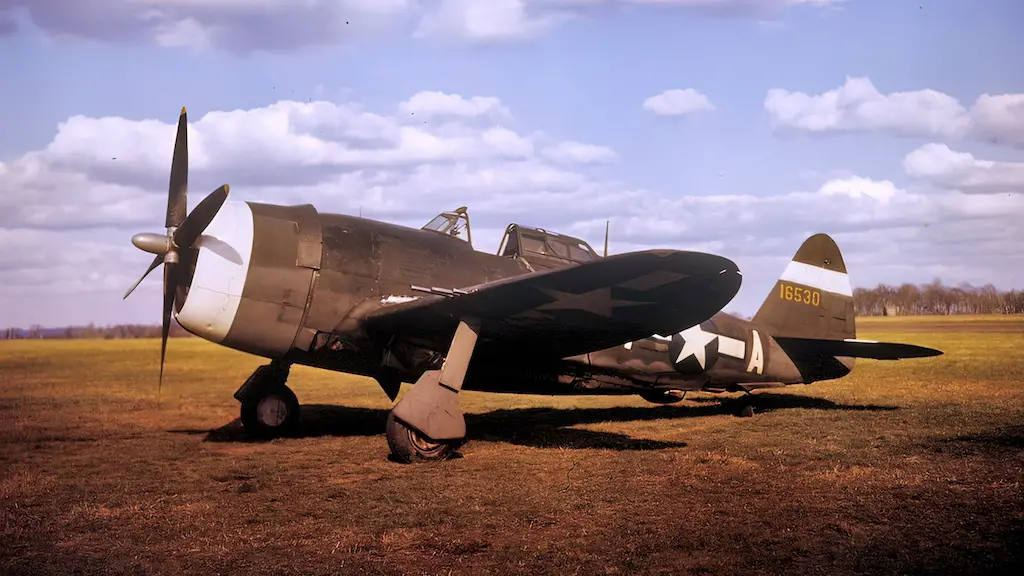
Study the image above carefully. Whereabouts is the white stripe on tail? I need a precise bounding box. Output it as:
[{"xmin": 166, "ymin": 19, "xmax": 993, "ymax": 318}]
[{"xmin": 778, "ymin": 260, "xmax": 852, "ymax": 297}]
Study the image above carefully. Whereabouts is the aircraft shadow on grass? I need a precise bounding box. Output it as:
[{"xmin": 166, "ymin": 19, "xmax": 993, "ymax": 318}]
[
  {"xmin": 171, "ymin": 393, "xmax": 898, "ymax": 451},
  {"xmin": 930, "ymin": 424, "xmax": 1024, "ymax": 454}
]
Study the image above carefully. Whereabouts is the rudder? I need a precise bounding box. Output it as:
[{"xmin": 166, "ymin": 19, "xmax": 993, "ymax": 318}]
[{"xmin": 752, "ymin": 233, "xmax": 855, "ymax": 340}]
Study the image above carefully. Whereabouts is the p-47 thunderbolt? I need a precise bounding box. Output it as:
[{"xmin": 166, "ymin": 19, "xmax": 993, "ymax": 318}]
[{"xmin": 126, "ymin": 109, "xmax": 942, "ymax": 463}]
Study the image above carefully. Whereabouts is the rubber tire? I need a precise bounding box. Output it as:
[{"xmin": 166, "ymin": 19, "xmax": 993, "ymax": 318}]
[
  {"xmin": 240, "ymin": 385, "xmax": 301, "ymax": 440},
  {"xmin": 386, "ymin": 411, "xmax": 461, "ymax": 464}
]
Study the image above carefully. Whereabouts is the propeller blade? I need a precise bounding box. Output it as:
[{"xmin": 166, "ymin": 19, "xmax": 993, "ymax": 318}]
[
  {"xmin": 173, "ymin": 184, "xmax": 230, "ymax": 249},
  {"xmin": 159, "ymin": 262, "xmax": 177, "ymax": 397},
  {"xmin": 166, "ymin": 107, "xmax": 189, "ymax": 229},
  {"xmin": 124, "ymin": 253, "xmax": 163, "ymax": 299}
]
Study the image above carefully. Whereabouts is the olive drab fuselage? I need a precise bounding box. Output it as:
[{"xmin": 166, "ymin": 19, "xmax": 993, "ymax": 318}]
[{"xmin": 175, "ymin": 202, "xmax": 838, "ymax": 398}]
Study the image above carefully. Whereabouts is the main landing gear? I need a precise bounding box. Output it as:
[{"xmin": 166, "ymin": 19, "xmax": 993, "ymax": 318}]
[
  {"xmin": 234, "ymin": 319, "xmax": 480, "ymax": 463},
  {"xmin": 386, "ymin": 317, "xmax": 481, "ymax": 464},
  {"xmin": 235, "ymin": 361, "xmax": 300, "ymax": 439}
]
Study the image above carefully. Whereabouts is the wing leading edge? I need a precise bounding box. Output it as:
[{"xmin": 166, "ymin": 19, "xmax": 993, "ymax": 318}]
[{"xmin": 363, "ymin": 249, "xmax": 742, "ymax": 360}]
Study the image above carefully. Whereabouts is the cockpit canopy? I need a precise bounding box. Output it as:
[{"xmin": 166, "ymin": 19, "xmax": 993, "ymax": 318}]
[
  {"xmin": 421, "ymin": 206, "xmax": 473, "ymax": 247},
  {"xmin": 420, "ymin": 206, "xmax": 601, "ymax": 270},
  {"xmin": 498, "ymin": 223, "xmax": 600, "ymax": 270}
]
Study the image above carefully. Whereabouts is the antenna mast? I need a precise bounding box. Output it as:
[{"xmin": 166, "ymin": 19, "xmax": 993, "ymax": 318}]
[{"xmin": 603, "ymin": 220, "xmax": 609, "ymax": 257}]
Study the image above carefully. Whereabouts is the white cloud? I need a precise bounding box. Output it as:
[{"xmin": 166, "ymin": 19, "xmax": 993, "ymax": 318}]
[
  {"xmin": 627, "ymin": 0, "xmax": 846, "ymax": 6},
  {"xmin": 572, "ymin": 175, "xmax": 1024, "ymax": 298},
  {"xmin": 971, "ymin": 94, "xmax": 1024, "ymax": 147},
  {"xmin": 903, "ymin": 143, "xmax": 1024, "ymax": 195},
  {"xmin": 2, "ymin": 90, "xmax": 1023, "ymax": 328},
  {"xmin": 587, "ymin": 177, "xmax": 943, "ymax": 248},
  {"xmin": 643, "ymin": 89, "xmax": 715, "ymax": 116},
  {"xmin": 764, "ymin": 76, "xmax": 1024, "ymax": 148},
  {"xmin": 541, "ymin": 140, "xmax": 617, "ymax": 164},
  {"xmin": 0, "ymin": 0, "xmax": 414, "ymax": 52},
  {"xmin": 412, "ymin": 0, "xmax": 842, "ymax": 44},
  {"xmin": 0, "ymin": 90, "xmax": 630, "ymax": 326},
  {"xmin": 150, "ymin": 17, "xmax": 214, "ymax": 51},
  {"xmin": 414, "ymin": 0, "xmax": 568, "ymax": 43},
  {"xmin": 1, "ymin": 0, "xmax": 855, "ymax": 50},
  {"xmin": 398, "ymin": 91, "xmax": 512, "ymax": 119},
  {"xmin": 764, "ymin": 76, "xmax": 971, "ymax": 138}
]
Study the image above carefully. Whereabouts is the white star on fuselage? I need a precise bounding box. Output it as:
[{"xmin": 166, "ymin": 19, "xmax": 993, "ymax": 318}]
[{"xmin": 676, "ymin": 325, "xmax": 718, "ymax": 368}]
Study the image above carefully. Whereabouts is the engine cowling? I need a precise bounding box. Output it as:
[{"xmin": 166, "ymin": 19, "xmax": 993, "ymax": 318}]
[{"xmin": 175, "ymin": 201, "xmax": 322, "ymax": 359}]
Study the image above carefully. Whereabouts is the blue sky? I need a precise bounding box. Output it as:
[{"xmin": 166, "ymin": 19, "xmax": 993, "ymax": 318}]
[{"xmin": 1, "ymin": 0, "xmax": 1023, "ymax": 327}]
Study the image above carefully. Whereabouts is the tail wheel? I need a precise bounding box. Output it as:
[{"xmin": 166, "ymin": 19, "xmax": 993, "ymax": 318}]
[
  {"xmin": 240, "ymin": 385, "xmax": 300, "ymax": 439},
  {"xmin": 386, "ymin": 411, "xmax": 461, "ymax": 463},
  {"xmin": 639, "ymin": 390, "xmax": 687, "ymax": 404}
]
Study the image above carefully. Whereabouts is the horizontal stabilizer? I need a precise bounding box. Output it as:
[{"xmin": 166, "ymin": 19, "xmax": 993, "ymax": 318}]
[{"xmin": 774, "ymin": 337, "xmax": 943, "ymax": 360}]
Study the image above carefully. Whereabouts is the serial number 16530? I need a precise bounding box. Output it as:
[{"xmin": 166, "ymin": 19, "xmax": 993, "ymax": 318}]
[{"xmin": 779, "ymin": 282, "xmax": 820, "ymax": 306}]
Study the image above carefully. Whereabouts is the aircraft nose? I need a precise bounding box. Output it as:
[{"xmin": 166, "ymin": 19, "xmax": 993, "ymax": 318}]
[{"xmin": 174, "ymin": 200, "xmax": 255, "ymax": 343}]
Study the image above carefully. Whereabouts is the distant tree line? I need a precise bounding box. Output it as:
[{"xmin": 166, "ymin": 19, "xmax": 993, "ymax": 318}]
[
  {"xmin": 0, "ymin": 320, "xmax": 194, "ymax": 340},
  {"xmin": 2, "ymin": 279, "xmax": 1022, "ymax": 339},
  {"xmin": 853, "ymin": 280, "xmax": 1024, "ymax": 316}
]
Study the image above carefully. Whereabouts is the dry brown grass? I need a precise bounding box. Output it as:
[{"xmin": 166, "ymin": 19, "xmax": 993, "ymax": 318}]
[{"xmin": 2, "ymin": 316, "xmax": 1023, "ymax": 575}]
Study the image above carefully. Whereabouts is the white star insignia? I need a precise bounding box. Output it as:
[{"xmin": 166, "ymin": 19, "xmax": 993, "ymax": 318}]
[{"xmin": 675, "ymin": 325, "xmax": 718, "ymax": 368}]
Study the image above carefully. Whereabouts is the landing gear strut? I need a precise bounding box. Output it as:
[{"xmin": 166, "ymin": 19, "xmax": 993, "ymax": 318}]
[
  {"xmin": 387, "ymin": 317, "xmax": 481, "ymax": 463},
  {"xmin": 235, "ymin": 361, "xmax": 300, "ymax": 439},
  {"xmin": 731, "ymin": 389, "xmax": 755, "ymax": 418}
]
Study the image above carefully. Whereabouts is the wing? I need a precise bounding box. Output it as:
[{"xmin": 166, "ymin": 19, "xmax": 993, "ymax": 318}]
[
  {"xmin": 774, "ymin": 337, "xmax": 943, "ymax": 360},
  {"xmin": 363, "ymin": 249, "xmax": 742, "ymax": 360}
]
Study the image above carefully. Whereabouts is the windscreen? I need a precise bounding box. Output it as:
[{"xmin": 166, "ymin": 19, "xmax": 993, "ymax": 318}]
[{"xmin": 422, "ymin": 215, "xmax": 452, "ymax": 232}]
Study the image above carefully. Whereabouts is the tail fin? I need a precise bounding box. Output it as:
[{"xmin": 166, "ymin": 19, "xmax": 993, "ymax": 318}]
[{"xmin": 753, "ymin": 233, "xmax": 855, "ymax": 340}]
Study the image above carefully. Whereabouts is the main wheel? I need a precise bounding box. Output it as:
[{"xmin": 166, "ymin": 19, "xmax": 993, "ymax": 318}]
[
  {"xmin": 386, "ymin": 411, "xmax": 461, "ymax": 463},
  {"xmin": 240, "ymin": 385, "xmax": 300, "ymax": 439}
]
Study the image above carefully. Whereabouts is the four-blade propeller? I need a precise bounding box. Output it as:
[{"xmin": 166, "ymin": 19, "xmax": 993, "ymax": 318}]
[{"xmin": 124, "ymin": 107, "xmax": 230, "ymax": 393}]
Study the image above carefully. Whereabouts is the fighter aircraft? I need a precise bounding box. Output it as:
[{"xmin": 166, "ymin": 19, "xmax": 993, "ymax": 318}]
[{"xmin": 125, "ymin": 108, "xmax": 942, "ymax": 463}]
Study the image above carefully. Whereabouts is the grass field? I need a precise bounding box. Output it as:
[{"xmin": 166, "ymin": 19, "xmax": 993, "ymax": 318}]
[{"xmin": 2, "ymin": 315, "xmax": 1023, "ymax": 575}]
